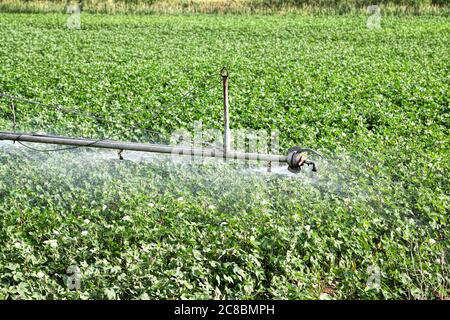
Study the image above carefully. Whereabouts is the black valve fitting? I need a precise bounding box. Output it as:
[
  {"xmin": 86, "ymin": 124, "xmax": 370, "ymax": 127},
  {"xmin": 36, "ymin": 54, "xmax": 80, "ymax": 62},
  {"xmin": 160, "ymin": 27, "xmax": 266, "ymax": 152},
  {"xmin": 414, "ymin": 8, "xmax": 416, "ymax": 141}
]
[{"xmin": 286, "ymin": 146, "xmax": 319, "ymax": 173}]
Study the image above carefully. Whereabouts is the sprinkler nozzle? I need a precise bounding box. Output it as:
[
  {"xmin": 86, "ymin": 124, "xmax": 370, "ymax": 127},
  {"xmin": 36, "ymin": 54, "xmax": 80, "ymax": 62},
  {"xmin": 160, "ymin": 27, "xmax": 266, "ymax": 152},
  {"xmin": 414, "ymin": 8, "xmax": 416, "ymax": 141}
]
[
  {"xmin": 286, "ymin": 146, "xmax": 319, "ymax": 173},
  {"xmin": 305, "ymin": 160, "xmax": 317, "ymax": 172}
]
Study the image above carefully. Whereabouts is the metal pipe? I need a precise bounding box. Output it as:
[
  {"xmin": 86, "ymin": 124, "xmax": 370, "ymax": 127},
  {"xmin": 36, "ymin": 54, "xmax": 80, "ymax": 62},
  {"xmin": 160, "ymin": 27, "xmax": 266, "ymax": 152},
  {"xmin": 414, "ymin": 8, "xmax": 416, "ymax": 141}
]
[
  {"xmin": 0, "ymin": 132, "xmax": 288, "ymax": 163},
  {"xmin": 221, "ymin": 68, "xmax": 231, "ymax": 154}
]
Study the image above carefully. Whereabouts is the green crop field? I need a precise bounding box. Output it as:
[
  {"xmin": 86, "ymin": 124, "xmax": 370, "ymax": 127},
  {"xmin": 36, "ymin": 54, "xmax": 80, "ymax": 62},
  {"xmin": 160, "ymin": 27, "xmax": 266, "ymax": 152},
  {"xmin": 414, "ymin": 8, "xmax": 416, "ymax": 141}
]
[{"xmin": 0, "ymin": 12, "xmax": 449, "ymax": 299}]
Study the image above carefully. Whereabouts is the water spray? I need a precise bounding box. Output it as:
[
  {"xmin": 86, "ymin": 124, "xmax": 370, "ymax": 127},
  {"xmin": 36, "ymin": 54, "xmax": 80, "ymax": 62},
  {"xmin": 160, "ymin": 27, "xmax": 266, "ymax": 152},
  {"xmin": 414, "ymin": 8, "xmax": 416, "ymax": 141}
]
[{"xmin": 0, "ymin": 68, "xmax": 321, "ymax": 173}]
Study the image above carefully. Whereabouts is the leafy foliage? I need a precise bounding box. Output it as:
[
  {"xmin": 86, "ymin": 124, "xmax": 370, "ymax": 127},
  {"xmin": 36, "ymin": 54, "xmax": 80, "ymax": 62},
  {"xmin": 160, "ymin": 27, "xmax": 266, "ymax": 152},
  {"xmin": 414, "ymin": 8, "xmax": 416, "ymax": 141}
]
[
  {"xmin": 0, "ymin": 1, "xmax": 448, "ymax": 15},
  {"xmin": 0, "ymin": 13, "xmax": 448, "ymax": 299}
]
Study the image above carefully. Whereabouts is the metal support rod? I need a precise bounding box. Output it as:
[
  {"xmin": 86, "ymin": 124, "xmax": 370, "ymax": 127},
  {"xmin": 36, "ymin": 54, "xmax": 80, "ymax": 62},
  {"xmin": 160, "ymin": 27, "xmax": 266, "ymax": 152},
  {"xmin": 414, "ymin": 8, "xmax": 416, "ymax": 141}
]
[
  {"xmin": 0, "ymin": 132, "xmax": 288, "ymax": 163},
  {"xmin": 221, "ymin": 67, "xmax": 231, "ymax": 154},
  {"xmin": 10, "ymin": 102, "xmax": 16, "ymax": 133}
]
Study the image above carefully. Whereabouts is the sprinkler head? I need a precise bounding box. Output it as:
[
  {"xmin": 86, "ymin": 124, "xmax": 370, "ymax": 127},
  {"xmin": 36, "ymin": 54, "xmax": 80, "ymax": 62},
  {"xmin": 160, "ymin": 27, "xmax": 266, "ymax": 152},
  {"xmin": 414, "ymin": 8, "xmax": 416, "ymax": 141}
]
[
  {"xmin": 305, "ymin": 160, "xmax": 317, "ymax": 172},
  {"xmin": 286, "ymin": 146, "xmax": 318, "ymax": 173}
]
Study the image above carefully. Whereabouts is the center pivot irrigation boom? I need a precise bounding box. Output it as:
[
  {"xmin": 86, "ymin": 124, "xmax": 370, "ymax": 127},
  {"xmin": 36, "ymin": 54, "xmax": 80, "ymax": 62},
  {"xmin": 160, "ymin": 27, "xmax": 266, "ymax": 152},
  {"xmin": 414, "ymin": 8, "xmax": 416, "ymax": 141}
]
[{"xmin": 0, "ymin": 68, "xmax": 321, "ymax": 173}]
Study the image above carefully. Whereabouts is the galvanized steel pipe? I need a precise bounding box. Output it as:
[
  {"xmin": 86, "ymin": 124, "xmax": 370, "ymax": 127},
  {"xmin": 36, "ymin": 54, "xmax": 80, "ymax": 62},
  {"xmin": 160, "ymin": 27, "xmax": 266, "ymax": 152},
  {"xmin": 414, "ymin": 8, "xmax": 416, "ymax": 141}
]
[{"xmin": 0, "ymin": 131, "xmax": 288, "ymax": 163}]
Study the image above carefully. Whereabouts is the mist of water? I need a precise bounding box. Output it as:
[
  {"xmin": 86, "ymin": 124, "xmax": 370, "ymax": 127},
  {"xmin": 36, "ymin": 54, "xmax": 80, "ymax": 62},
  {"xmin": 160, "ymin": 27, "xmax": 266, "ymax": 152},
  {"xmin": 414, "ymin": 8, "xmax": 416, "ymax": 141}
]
[{"xmin": 0, "ymin": 139, "xmax": 376, "ymax": 212}]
